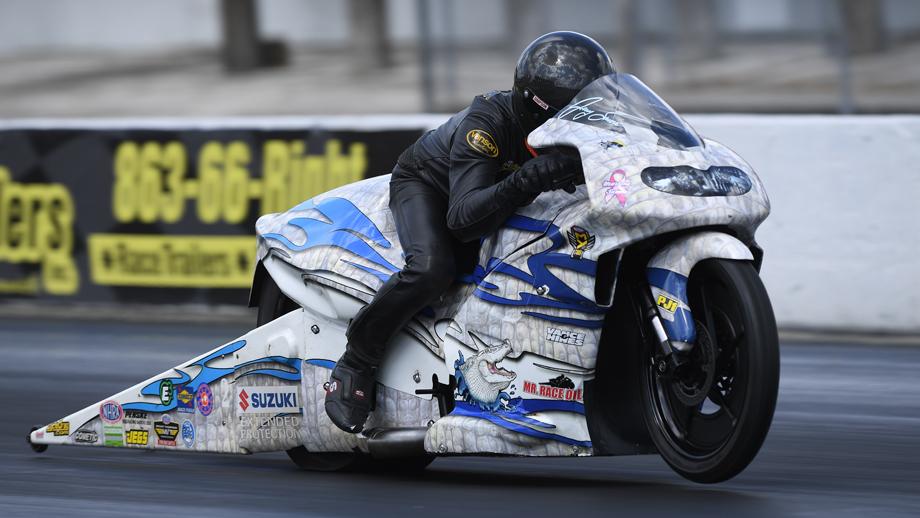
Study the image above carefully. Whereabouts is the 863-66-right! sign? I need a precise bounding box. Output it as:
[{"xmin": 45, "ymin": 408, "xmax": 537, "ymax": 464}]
[{"xmin": 0, "ymin": 125, "xmax": 424, "ymax": 305}]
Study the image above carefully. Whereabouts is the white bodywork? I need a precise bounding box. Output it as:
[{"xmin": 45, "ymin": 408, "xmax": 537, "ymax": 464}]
[{"xmin": 31, "ymin": 74, "xmax": 771, "ymax": 458}]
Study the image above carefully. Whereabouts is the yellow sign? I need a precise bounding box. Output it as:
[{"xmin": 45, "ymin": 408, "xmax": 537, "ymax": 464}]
[
  {"xmin": 0, "ymin": 166, "xmax": 79, "ymax": 295},
  {"xmin": 88, "ymin": 234, "xmax": 255, "ymax": 288},
  {"xmin": 112, "ymin": 139, "xmax": 366, "ymax": 225}
]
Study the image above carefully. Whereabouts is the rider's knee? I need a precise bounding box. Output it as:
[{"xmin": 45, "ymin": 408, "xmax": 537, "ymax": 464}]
[{"xmin": 407, "ymin": 253, "xmax": 456, "ymax": 289}]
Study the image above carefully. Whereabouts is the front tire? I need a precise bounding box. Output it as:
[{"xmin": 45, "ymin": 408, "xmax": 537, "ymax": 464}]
[{"xmin": 639, "ymin": 259, "xmax": 779, "ymax": 483}]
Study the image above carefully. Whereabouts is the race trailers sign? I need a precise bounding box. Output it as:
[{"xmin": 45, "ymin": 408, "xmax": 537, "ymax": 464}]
[{"xmin": 0, "ymin": 121, "xmax": 427, "ymax": 304}]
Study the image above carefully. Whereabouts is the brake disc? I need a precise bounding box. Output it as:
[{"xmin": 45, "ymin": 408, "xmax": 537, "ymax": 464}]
[{"xmin": 671, "ymin": 322, "xmax": 717, "ymax": 407}]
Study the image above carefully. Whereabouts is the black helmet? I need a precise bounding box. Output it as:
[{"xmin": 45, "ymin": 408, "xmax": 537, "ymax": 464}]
[{"xmin": 512, "ymin": 31, "xmax": 615, "ymax": 134}]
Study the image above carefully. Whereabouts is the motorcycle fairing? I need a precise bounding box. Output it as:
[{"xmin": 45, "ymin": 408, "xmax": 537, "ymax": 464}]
[{"xmin": 247, "ymin": 83, "xmax": 772, "ymax": 454}]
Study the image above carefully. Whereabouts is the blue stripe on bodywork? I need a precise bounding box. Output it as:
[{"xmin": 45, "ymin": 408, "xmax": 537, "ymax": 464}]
[
  {"xmin": 304, "ymin": 358, "xmax": 336, "ymax": 370},
  {"xmin": 261, "ymin": 197, "xmax": 399, "ymax": 283},
  {"xmin": 123, "ymin": 340, "xmax": 304, "ymax": 413},
  {"xmin": 453, "ymin": 401, "xmax": 592, "ymax": 448},
  {"xmin": 463, "ymin": 215, "xmax": 603, "ymax": 327},
  {"xmin": 646, "ymin": 267, "xmax": 697, "ymax": 343},
  {"xmin": 521, "ymin": 311, "xmax": 605, "ymax": 329}
]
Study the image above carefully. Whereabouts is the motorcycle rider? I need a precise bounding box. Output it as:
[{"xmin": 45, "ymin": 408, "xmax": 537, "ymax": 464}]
[{"xmin": 325, "ymin": 31, "xmax": 615, "ymax": 433}]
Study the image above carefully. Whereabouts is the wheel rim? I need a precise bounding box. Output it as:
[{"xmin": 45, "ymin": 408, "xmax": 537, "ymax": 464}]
[{"xmin": 646, "ymin": 270, "xmax": 749, "ymax": 460}]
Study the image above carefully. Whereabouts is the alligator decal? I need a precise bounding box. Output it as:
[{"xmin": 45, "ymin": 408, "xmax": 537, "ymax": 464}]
[{"xmin": 454, "ymin": 332, "xmax": 516, "ymax": 412}]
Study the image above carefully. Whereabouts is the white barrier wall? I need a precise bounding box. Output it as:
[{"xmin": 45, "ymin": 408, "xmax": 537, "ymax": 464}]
[
  {"xmin": 413, "ymin": 114, "xmax": 920, "ymax": 333},
  {"xmin": 687, "ymin": 115, "xmax": 920, "ymax": 333},
  {"xmin": 3, "ymin": 115, "xmax": 915, "ymax": 332}
]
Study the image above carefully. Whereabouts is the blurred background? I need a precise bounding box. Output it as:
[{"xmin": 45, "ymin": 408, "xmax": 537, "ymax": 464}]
[
  {"xmin": 1, "ymin": 0, "xmax": 917, "ymax": 332},
  {"xmin": 1, "ymin": 2, "xmax": 920, "ymax": 517},
  {"xmin": 1, "ymin": 0, "xmax": 919, "ymax": 116}
]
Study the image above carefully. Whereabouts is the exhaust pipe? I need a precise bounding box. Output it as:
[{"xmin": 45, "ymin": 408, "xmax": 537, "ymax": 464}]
[{"xmin": 364, "ymin": 427, "xmax": 428, "ymax": 459}]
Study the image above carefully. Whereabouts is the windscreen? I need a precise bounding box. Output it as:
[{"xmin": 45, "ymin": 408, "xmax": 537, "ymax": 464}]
[{"xmin": 554, "ymin": 73, "xmax": 703, "ymax": 150}]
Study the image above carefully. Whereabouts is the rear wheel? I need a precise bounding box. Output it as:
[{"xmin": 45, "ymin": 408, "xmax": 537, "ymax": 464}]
[
  {"xmin": 257, "ymin": 273, "xmax": 434, "ymax": 472},
  {"xmin": 257, "ymin": 275, "xmax": 367, "ymax": 472},
  {"xmin": 639, "ymin": 259, "xmax": 779, "ymax": 483}
]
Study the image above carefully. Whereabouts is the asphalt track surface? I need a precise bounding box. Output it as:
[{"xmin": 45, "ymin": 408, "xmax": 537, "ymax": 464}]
[{"xmin": 1, "ymin": 318, "xmax": 918, "ymax": 517}]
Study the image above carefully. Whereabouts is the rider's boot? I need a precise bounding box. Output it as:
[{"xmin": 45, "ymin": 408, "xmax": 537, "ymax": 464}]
[{"xmin": 324, "ymin": 350, "xmax": 377, "ymax": 434}]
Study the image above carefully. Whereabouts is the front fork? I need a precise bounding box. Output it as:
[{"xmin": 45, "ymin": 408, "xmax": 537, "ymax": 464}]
[
  {"xmin": 640, "ymin": 231, "xmax": 756, "ymax": 373},
  {"xmin": 646, "ymin": 266, "xmax": 697, "ymax": 355},
  {"xmin": 640, "ymin": 282, "xmax": 693, "ymax": 374}
]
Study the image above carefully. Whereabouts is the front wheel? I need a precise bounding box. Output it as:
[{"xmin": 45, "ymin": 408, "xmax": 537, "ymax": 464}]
[{"xmin": 639, "ymin": 259, "xmax": 779, "ymax": 483}]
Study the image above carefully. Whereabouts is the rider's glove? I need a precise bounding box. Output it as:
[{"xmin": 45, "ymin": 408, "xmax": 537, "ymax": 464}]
[{"xmin": 512, "ymin": 153, "xmax": 583, "ymax": 196}]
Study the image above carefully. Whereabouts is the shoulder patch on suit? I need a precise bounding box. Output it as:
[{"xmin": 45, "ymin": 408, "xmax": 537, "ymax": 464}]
[{"xmin": 465, "ymin": 129, "xmax": 499, "ymax": 158}]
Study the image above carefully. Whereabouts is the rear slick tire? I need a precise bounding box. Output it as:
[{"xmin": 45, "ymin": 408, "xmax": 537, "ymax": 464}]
[
  {"xmin": 257, "ymin": 273, "xmax": 434, "ymax": 473},
  {"xmin": 639, "ymin": 259, "xmax": 779, "ymax": 483},
  {"xmin": 257, "ymin": 275, "xmax": 367, "ymax": 472}
]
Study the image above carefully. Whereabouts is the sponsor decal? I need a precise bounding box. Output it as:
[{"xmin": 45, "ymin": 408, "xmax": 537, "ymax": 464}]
[
  {"xmin": 465, "ymin": 129, "xmax": 499, "ymax": 158},
  {"xmin": 239, "ymin": 415, "xmax": 302, "ymax": 442},
  {"xmin": 124, "ymin": 409, "xmax": 148, "ymax": 422},
  {"xmin": 159, "ymin": 379, "xmax": 175, "ymax": 406},
  {"xmin": 651, "ymin": 287, "xmax": 683, "ymax": 321},
  {"xmin": 600, "ymin": 139, "xmax": 624, "ymax": 150},
  {"xmin": 603, "ymin": 169, "xmax": 630, "ymax": 207},
  {"xmin": 545, "ymin": 327, "xmax": 586, "ymax": 346},
  {"xmin": 46, "ymin": 421, "xmax": 70, "ymax": 437},
  {"xmin": 103, "ymin": 424, "xmax": 124, "ymax": 447},
  {"xmin": 566, "ymin": 226, "xmax": 595, "ymax": 259},
  {"xmin": 125, "ymin": 429, "xmax": 149, "ymax": 446},
  {"xmin": 154, "ymin": 415, "xmax": 179, "ymax": 446},
  {"xmin": 196, "ymin": 384, "xmax": 214, "ymax": 416},
  {"xmin": 35, "ymin": 430, "xmax": 44, "ymax": 439},
  {"xmin": 656, "ymin": 294, "xmax": 678, "ymax": 313},
  {"xmin": 531, "ymin": 93, "xmax": 550, "ymax": 111},
  {"xmin": 177, "ymin": 385, "xmax": 195, "ymax": 413},
  {"xmin": 237, "ymin": 386, "xmax": 300, "ymax": 414},
  {"xmin": 522, "ymin": 376, "xmax": 583, "ymax": 402},
  {"xmin": 99, "ymin": 400, "xmax": 123, "ymax": 424},
  {"xmin": 453, "ymin": 335, "xmax": 516, "ymax": 412},
  {"xmin": 73, "ymin": 429, "xmax": 98, "ymax": 444},
  {"xmin": 181, "ymin": 419, "xmax": 195, "ymax": 448}
]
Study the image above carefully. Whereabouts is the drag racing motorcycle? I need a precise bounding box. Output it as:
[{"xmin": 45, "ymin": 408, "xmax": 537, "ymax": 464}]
[{"xmin": 29, "ymin": 73, "xmax": 779, "ymax": 483}]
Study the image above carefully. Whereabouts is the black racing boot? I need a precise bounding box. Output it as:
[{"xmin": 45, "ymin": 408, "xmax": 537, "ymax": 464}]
[{"xmin": 324, "ymin": 352, "xmax": 377, "ymax": 434}]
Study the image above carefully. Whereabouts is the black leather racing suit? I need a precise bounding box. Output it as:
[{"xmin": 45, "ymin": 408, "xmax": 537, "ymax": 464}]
[{"xmin": 345, "ymin": 91, "xmax": 536, "ymax": 365}]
